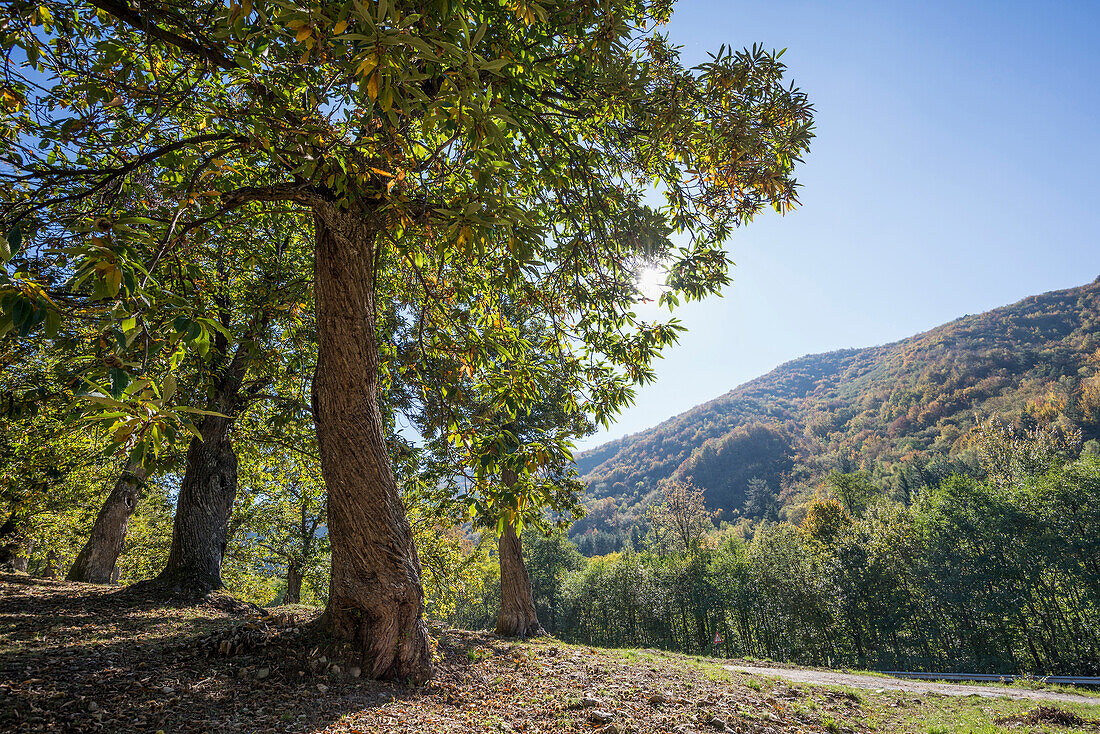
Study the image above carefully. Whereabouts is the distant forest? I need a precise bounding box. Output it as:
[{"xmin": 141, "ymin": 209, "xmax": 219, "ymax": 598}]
[
  {"xmin": 572, "ymin": 277, "xmax": 1100, "ymax": 551},
  {"xmin": 448, "ymin": 418, "xmax": 1099, "ymax": 675}
]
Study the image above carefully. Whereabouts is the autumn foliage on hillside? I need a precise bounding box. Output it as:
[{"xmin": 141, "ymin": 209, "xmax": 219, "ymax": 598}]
[{"xmin": 576, "ymin": 277, "xmax": 1100, "ymax": 530}]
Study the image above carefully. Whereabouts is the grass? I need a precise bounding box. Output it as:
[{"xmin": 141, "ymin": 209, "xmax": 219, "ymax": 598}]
[
  {"xmin": 596, "ymin": 641, "xmax": 1100, "ymax": 733},
  {"xmin": 837, "ymin": 666, "xmax": 1100, "ymax": 699},
  {"xmin": 797, "ymin": 682, "xmax": 1100, "ymax": 733}
]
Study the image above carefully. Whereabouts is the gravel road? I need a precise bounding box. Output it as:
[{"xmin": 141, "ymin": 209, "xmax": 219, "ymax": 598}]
[{"xmin": 726, "ymin": 665, "xmax": 1100, "ymax": 706}]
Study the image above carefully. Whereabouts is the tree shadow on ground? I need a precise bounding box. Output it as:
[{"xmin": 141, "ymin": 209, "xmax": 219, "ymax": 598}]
[{"xmin": 0, "ymin": 574, "xmax": 425, "ymax": 733}]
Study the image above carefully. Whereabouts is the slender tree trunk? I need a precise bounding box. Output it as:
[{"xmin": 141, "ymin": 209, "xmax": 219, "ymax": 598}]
[
  {"xmin": 284, "ymin": 561, "xmax": 303, "ymax": 604},
  {"xmin": 40, "ymin": 551, "xmax": 58, "ymax": 579},
  {"xmin": 67, "ymin": 460, "xmax": 147, "ymax": 583},
  {"xmin": 312, "ymin": 203, "xmax": 431, "ymax": 683},
  {"xmin": 496, "ymin": 510, "xmax": 544, "ymax": 638}
]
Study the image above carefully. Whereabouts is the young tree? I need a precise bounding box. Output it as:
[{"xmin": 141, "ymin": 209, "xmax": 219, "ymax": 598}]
[
  {"xmin": 233, "ymin": 426, "xmax": 327, "ymax": 605},
  {"xmin": 743, "ymin": 476, "xmax": 777, "ymax": 520},
  {"xmin": 973, "ymin": 415, "xmax": 1081, "ymax": 489},
  {"xmin": 2, "ymin": 0, "xmax": 812, "ymax": 680},
  {"xmin": 408, "ymin": 303, "xmax": 591, "ymax": 637},
  {"xmin": 826, "ymin": 470, "xmax": 878, "ymax": 517},
  {"xmin": 647, "ymin": 479, "xmax": 713, "ymax": 554}
]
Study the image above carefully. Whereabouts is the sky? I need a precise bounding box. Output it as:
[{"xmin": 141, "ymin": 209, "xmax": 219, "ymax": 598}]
[{"xmin": 576, "ymin": 0, "xmax": 1100, "ymax": 450}]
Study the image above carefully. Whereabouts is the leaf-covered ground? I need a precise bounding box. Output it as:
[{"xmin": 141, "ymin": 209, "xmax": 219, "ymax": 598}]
[{"xmin": 2, "ymin": 574, "xmax": 1099, "ymax": 733}]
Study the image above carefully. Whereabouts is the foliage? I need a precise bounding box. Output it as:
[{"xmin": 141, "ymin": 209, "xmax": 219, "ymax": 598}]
[
  {"xmin": 578, "ymin": 278, "xmax": 1100, "ymax": 531},
  {"xmin": 440, "ymin": 433, "xmax": 1100, "ymax": 676},
  {"xmin": 645, "ymin": 479, "xmax": 713, "ymax": 554}
]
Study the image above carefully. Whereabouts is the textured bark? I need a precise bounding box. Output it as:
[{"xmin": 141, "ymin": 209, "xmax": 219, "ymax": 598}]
[
  {"xmin": 143, "ymin": 338, "xmax": 256, "ymax": 597},
  {"xmin": 68, "ymin": 461, "xmax": 147, "ymax": 583},
  {"xmin": 152, "ymin": 414, "xmax": 239, "ymax": 596},
  {"xmin": 496, "ymin": 501, "xmax": 544, "ymax": 637},
  {"xmin": 12, "ymin": 538, "xmax": 32, "ymax": 573},
  {"xmin": 41, "ymin": 551, "xmax": 58, "ymax": 579},
  {"xmin": 0, "ymin": 507, "xmax": 25, "ymax": 569},
  {"xmin": 284, "ymin": 562, "xmax": 303, "ymax": 604},
  {"xmin": 312, "ymin": 202, "xmax": 431, "ymax": 683}
]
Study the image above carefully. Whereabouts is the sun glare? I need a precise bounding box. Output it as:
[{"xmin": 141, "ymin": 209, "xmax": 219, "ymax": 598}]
[{"xmin": 637, "ymin": 266, "xmax": 667, "ymax": 301}]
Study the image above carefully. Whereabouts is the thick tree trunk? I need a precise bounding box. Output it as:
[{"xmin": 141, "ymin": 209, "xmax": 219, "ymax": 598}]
[
  {"xmin": 12, "ymin": 538, "xmax": 32, "ymax": 572},
  {"xmin": 496, "ymin": 515, "xmax": 545, "ymax": 638},
  {"xmin": 67, "ymin": 460, "xmax": 147, "ymax": 583},
  {"xmin": 312, "ymin": 202, "xmax": 431, "ymax": 683},
  {"xmin": 137, "ymin": 315, "xmax": 263, "ymax": 599},
  {"xmin": 0, "ymin": 505, "xmax": 25, "ymax": 569},
  {"xmin": 284, "ymin": 562, "xmax": 303, "ymax": 604},
  {"xmin": 152, "ymin": 416, "xmax": 238, "ymax": 596}
]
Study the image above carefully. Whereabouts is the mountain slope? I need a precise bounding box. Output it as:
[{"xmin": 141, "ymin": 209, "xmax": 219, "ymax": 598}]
[{"xmin": 575, "ymin": 277, "xmax": 1100, "ymax": 529}]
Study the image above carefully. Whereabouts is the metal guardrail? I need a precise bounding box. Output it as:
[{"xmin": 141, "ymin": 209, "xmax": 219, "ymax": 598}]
[{"xmin": 877, "ymin": 671, "xmax": 1100, "ymax": 687}]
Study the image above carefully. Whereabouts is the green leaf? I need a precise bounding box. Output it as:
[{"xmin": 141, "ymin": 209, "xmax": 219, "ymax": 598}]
[
  {"xmin": 109, "ymin": 367, "xmax": 130, "ymax": 399},
  {"xmin": 162, "ymin": 373, "xmax": 177, "ymax": 404},
  {"xmin": 174, "ymin": 406, "xmax": 230, "ymax": 418},
  {"xmin": 1, "ymin": 226, "xmax": 18, "ymax": 262}
]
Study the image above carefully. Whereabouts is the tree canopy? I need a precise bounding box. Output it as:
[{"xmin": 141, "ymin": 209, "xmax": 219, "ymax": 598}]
[{"xmin": 1, "ymin": 0, "xmax": 813, "ymax": 681}]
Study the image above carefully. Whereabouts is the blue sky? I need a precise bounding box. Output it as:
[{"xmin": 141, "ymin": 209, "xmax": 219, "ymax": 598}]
[{"xmin": 578, "ymin": 0, "xmax": 1100, "ymax": 450}]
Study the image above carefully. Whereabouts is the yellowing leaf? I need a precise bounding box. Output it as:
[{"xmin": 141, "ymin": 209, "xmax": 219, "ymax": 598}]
[
  {"xmin": 366, "ymin": 71, "xmax": 380, "ymax": 100},
  {"xmin": 333, "ymin": 20, "xmax": 348, "ymax": 34},
  {"xmin": 295, "ymin": 26, "xmax": 313, "ymax": 42},
  {"xmin": 107, "ymin": 267, "xmax": 123, "ymax": 295}
]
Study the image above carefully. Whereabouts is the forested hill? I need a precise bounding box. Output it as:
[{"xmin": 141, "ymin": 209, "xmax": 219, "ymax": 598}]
[{"xmin": 574, "ymin": 276, "xmax": 1100, "ymax": 531}]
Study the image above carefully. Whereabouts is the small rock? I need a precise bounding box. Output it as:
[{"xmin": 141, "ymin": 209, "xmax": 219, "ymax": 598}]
[
  {"xmin": 87, "ymin": 702, "xmax": 99, "ymax": 713},
  {"xmin": 316, "ymin": 684, "xmax": 329, "ymax": 693},
  {"xmin": 348, "ymin": 666, "xmax": 362, "ymax": 678},
  {"xmin": 160, "ymin": 686, "xmax": 174, "ymax": 694},
  {"xmin": 581, "ymin": 697, "xmax": 601, "ymax": 708},
  {"xmin": 589, "ymin": 710, "xmax": 614, "ymax": 724},
  {"xmin": 255, "ymin": 668, "xmax": 270, "ymax": 680},
  {"xmin": 331, "ymin": 665, "xmax": 342, "ymax": 675},
  {"xmin": 597, "ymin": 725, "xmax": 619, "ymax": 734},
  {"xmin": 648, "ymin": 693, "xmax": 668, "ymax": 705}
]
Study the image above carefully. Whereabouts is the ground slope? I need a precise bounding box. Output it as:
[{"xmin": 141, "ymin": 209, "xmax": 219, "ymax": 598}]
[
  {"xmin": 3, "ymin": 575, "xmax": 1100, "ymax": 733},
  {"xmin": 575, "ymin": 277, "xmax": 1100, "ymax": 528}
]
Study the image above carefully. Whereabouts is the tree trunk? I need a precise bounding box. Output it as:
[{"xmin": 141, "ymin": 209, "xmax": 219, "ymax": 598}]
[
  {"xmin": 13, "ymin": 537, "xmax": 32, "ymax": 573},
  {"xmin": 67, "ymin": 460, "xmax": 147, "ymax": 583},
  {"xmin": 152, "ymin": 415, "xmax": 238, "ymax": 596},
  {"xmin": 41, "ymin": 551, "xmax": 58, "ymax": 579},
  {"xmin": 284, "ymin": 561, "xmax": 303, "ymax": 604},
  {"xmin": 496, "ymin": 513, "xmax": 545, "ymax": 638},
  {"xmin": 312, "ymin": 202, "xmax": 431, "ymax": 683},
  {"xmin": 138, "ymin": 315, "xmax": 264, "ymax": 598},
  {"xmin": 0, "ymin": 505, "xmax": 25, "ymax": 569}
]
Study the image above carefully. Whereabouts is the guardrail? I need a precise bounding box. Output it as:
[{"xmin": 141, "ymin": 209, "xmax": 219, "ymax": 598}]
[{"xmin": 877, "ymin": 671, "xmax": 1100, "ymax": 687}]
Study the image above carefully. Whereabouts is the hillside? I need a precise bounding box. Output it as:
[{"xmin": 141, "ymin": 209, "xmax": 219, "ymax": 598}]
[{"xmin": 574, "ymin": 277, "xmax": 1100, "ymax": 533}]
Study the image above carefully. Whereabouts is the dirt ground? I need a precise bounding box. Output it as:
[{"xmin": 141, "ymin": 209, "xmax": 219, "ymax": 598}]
[{"xmin": 2, "ymin": 574, "xmax": 1099, "ymax": 734}]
